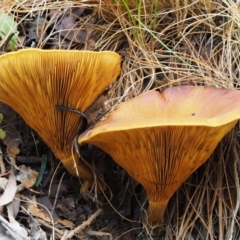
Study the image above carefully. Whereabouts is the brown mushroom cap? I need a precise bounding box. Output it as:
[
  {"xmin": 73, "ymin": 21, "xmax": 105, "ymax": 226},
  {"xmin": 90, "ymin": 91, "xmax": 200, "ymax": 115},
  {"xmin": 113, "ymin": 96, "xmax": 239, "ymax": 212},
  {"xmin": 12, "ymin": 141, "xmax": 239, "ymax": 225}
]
[
  {"xmin": 0, "ymin": 49, "xmax": 121, "ymax": 190},
  {"xmin": 78, "ymin": 86, "xmax": 240, "ymax": 233}
]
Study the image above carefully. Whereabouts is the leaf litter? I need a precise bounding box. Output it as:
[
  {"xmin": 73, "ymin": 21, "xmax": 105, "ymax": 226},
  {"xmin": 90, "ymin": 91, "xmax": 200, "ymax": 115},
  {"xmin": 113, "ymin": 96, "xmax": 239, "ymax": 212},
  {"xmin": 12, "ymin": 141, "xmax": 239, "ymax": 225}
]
[
  {"xmin": 1, "ymin": 3, "xmax": 131, "ymax": 239},
  {"xmin": 1, "ymin": 1, "xmax": 240, "ymax": 239}
]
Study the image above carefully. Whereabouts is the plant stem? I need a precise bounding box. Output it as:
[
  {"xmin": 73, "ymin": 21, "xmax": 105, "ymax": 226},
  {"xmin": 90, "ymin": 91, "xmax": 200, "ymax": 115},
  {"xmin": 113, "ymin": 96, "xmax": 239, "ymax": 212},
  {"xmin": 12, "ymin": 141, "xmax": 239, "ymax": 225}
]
[{"xmin": 146, "ymin": 199, "xmax": 169, "ymax": 235}]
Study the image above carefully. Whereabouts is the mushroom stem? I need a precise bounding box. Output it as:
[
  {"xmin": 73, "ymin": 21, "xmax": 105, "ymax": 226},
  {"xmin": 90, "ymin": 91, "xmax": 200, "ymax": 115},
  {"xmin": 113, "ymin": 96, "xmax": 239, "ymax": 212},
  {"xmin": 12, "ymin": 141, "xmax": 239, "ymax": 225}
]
[
  {"xmin": 146, "ymin": 199, "xmax": 169, "ymax": 235},
  {"xmin": 61, "ymin": 154, "xmax": 106, "ymax": 196},
  {"xmin": 61, "ymin": 155, "xmax": 93, "ymax": 180}
]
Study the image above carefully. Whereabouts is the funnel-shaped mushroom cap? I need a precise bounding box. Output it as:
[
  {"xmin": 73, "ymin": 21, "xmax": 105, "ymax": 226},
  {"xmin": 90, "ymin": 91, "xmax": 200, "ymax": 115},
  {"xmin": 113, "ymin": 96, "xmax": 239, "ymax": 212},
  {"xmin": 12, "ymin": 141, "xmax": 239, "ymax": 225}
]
[
  {"xmin": 78, "ymin": 86, "xmax": 240, "ymax": 232},
  {"xmin": 0, "ymin": 49, "xmax": 121, "ymax": 184}
]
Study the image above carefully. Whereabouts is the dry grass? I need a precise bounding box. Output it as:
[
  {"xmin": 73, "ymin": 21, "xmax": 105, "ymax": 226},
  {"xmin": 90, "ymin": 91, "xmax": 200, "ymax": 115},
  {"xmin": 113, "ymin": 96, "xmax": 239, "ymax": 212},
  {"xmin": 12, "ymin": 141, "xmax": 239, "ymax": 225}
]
[{"xmin": 1, "ymin": 0, "xmax": 240, "ymax": 239}]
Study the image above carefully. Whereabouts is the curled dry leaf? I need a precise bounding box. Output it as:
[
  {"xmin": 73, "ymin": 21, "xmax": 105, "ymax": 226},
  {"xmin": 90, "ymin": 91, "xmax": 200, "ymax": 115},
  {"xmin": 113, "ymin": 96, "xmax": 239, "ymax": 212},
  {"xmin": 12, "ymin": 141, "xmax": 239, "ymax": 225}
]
[
  {"xmin": 16, "ymin": 165, "xmax": 38, "ymax": 189},
  {"xmin": 6, "ymin": 147, "xmax": 20, "ymax": 160}
]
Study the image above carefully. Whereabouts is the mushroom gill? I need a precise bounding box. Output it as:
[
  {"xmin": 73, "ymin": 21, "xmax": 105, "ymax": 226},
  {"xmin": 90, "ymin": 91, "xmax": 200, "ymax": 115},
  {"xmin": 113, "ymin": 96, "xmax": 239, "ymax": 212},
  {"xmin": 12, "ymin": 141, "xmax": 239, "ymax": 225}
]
[
  {"xmin": 0, "ymin": 49, "xmax": 121, "ymax": 194},
  {"xmin": 78, "ymin": 86, "xmax": 240, "ymax": 234}
]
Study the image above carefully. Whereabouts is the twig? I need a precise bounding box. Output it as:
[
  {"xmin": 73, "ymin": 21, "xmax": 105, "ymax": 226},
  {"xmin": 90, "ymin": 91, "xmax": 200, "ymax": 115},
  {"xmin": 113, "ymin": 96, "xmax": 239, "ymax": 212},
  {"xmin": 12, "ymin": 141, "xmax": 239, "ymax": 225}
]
[
  {"xmin": 52, "ymin": 172, "xmax": 65, "ymax": 212},
  {"xmin": 60, "ymin": 230, "xmax": 69, "ymax": 240},
  {"xmin": 85, "ymin": 229, "xmax": 112, "ymax": 239},
  {"xmin": 38, "ymin": 218, "xmax": 64, "ymax": 235},
  {"xmin": 67, "ymin": 208, "xmax": 103, "ymax": 238}
]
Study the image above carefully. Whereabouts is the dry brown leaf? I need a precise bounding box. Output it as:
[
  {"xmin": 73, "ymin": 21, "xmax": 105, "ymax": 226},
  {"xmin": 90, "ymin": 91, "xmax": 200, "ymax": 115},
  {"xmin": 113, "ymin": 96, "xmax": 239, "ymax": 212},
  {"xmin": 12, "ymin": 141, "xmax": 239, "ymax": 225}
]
[
  {"xmin": 16, "ymin": 165, "xmax": 38, "ymax": 188},
  {"xmin": 57, "ymin": 218, "xmax": 73, "ymax": 228},
  {"xmin": 27, "ymin": 16, "xmax": 48, "ymax": 44},
  {"xmin": 85, "ymin": 94, "xmax": 109, "ymax": 125},
  {"xmin": 6, "ymin": 147, "xmax": 20, "ymax": 160},
  {"xmin": 54, "ymin": 8, "xmax": 87, "ymax": 44},
  {"xmin": 37, "ymin": 196, "xmax": 58, "ymax": 221},
  {"xmin": 27, "ymin": 196, "xmax": 52, "ymax": 223},
  {"xmin": 27, "ymin": 204, "xmax": 52, "ymax": 223}
]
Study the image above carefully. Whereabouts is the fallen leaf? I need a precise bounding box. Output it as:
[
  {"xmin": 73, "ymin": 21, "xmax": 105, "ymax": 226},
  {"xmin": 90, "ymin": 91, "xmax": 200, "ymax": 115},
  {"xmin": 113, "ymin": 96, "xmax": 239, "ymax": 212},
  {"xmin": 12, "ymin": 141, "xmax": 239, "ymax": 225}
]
[
  {"xmin": 54, "ymin": 8, "xmax": 87, "ymax": 44},
  {"xmin": 27, "ymin": 16, "xmax": 47, "ymax": 44},
  {"xmin": 0, "ymin": 169, "xmax": 17, "ymax": 207},
  {"xmin": 57, "ymin": 218, "xmax": 73, "ymax": 228},
  {"xmin": 5, "ymin": 196, "xmax": 29, "ymax": 239},
  {"xmin": 27, "ymin": 196, "xmax": 53, "ymax": 223},
  {"xmin": 16, "ymin": 165, "xmax": 38, "ymax": 188},
  {"xmin": 6, "ymin": 147, "xmax": 20, "ymax": 160},
  {"xmin": 0, "ymin": 215, "xmax": 30, "ymax": 240},
  {"xmin": 37, "ymin": 196, "xmax": 58, "ymax": 221},
  {"xmin": 28, "ymin": 218, "xmax": 47, "ymax": 240},
  {"xmin": 7, "ymin": 195, "xmax": 20, "ymax": 220},
  {"xmin": 0, "ymin": 177, "xmax": 8, "ymax": 190},
  {"xmin": 0, "ymin": 11, "xmax": 18, "ymax": 51},
  {"xmin": 85, "ymin": 94, "xmax": 109, "ymax": 125}
]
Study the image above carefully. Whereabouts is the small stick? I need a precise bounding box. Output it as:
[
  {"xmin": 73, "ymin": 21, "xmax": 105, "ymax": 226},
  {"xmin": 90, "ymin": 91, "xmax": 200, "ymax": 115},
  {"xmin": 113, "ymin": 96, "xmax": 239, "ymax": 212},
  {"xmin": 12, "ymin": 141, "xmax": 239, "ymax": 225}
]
[
  {"xmin": 52, "ymin": 172, "xmax": 65, "ymax": 212},
  {"xmin": 67, "ymin": 208, "xmax": 103, "ymax": 238},
  {"xmin": 85, "ymin": 229, "xmax": 112, "ymax": 239},
  {"xmin": 55, "ymin": 105, "xmax": 88, "ymax": 133},
  {"xmin": 60, "ymin": 230, "xmax": 69, "ymax": 240}
]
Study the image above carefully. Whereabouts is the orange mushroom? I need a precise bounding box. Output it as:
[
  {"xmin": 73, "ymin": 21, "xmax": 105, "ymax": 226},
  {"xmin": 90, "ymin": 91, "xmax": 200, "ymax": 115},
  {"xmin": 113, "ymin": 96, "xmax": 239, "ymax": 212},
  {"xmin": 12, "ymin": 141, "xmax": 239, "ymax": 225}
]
[
  {"xmin": 78, "ymin": 86, "xmax": 240, "ymax": 234},
  {"xmin": 0, "ymin": 49, "xmax": 121, "ymax": 194}
]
